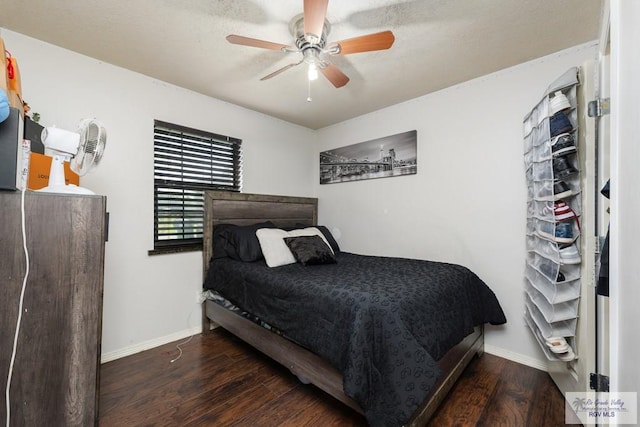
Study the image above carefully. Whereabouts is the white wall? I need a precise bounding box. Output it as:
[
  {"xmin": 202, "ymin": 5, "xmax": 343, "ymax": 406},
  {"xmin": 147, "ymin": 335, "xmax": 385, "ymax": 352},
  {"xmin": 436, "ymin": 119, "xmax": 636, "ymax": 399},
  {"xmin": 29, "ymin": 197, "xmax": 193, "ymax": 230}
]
[
  {"xmin": 315, "ymin": 42, "xmax": 598, "ymax": 368},
  {"xmin": 1, "ymin": 29, "xmax": 316, "ymax": 361}
]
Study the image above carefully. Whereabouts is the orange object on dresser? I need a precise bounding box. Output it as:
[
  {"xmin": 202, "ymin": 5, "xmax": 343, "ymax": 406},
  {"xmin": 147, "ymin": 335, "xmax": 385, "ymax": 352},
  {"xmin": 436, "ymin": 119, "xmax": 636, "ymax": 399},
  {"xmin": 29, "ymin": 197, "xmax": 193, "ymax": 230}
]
[
  {"xmin": 0, "ymin": 37, "xmax": 7, "ymax": 93},
  {"xmin": 28, "ymin": 152, "xmax": 79, "ymax": 190}
]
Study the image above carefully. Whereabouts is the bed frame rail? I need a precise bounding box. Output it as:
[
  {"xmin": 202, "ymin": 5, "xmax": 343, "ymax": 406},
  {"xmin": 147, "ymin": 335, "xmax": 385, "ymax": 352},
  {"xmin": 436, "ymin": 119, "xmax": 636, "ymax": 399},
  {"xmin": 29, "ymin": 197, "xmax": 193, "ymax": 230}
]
[{"xmin": 205, "ymin": 300, "xmax": 363, "ymax": 413}]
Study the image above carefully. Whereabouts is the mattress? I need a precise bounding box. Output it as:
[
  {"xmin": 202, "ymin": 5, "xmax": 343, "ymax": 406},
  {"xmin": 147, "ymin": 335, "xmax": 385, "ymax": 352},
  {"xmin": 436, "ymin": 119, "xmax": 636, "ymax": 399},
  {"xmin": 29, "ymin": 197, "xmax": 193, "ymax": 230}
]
[{"xmin": 204, "ymin": 252, "xmax": 506, "ymax": 426}]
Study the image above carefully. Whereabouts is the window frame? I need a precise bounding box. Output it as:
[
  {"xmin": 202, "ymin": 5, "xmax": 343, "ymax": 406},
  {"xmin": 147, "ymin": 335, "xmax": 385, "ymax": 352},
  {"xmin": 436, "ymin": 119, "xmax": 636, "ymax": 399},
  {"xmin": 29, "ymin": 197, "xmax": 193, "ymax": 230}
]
[{"xmin": 150, "ymin": 120, "xmax": 242, "ymax": 255}]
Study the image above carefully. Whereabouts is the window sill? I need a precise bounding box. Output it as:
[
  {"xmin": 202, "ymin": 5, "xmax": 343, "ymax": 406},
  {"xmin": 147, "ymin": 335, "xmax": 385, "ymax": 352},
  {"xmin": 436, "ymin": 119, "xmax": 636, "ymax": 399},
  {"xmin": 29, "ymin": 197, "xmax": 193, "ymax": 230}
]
[{"xmin": 148, "ymin": 244, "xmax": 202, "ymax": 256}]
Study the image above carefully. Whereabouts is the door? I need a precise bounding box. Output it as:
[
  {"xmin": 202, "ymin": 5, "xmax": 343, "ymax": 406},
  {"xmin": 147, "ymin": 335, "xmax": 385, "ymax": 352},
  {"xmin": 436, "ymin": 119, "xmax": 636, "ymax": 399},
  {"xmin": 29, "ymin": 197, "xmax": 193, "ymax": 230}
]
[
  {"xmin": 594, "ymin": 8, "xmax": 611, "ymax": 411},
  {"xmin": 544, "ymin": 59, "xmax": 599, "ymax": 426},
  {"xmin": 609, "ymin": 0, "xmax": 640, "ymax": 423},
  {"xmin": 546, "ymin": 18, "xmax": 613, "ymax": 420},
  {"xmin": 550, "ymin": 4, "xmax": 640, "ymax": 425}
]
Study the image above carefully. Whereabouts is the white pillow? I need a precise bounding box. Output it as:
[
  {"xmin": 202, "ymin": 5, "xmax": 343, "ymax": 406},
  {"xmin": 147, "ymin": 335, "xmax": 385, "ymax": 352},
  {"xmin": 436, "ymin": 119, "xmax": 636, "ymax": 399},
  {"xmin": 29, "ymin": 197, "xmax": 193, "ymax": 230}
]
[{"xmin": 256, "ymin": 227, "xmax": 334, "ymax": 267}]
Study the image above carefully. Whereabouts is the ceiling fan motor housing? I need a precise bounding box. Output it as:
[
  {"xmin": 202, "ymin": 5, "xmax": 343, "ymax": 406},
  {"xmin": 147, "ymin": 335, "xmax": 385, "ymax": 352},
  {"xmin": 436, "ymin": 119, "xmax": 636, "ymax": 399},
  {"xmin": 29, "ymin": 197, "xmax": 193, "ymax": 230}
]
[
  {"xmin": 290, "ymin": 15, "xmax": 331, "ymax": 68},
  {"xmin": 291, "ymin": 15, "xmax": 329, "ymax": 50}
]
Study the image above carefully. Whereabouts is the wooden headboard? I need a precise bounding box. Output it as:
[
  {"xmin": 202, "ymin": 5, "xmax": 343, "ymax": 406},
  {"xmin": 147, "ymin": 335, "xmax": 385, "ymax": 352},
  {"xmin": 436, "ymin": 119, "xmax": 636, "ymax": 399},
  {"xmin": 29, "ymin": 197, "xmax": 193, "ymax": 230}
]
[{"xmin": 202, "ymin": 191, "xmax": 318, "ymax": 278}]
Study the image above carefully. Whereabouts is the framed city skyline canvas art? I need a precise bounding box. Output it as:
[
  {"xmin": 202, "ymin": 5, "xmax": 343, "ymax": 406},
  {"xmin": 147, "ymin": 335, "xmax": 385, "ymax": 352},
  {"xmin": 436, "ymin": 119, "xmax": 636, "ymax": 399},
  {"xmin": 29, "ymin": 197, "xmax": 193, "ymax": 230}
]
[{"xmin": 320, "ymin": 130, "xmax": 417, "ymax": 184}]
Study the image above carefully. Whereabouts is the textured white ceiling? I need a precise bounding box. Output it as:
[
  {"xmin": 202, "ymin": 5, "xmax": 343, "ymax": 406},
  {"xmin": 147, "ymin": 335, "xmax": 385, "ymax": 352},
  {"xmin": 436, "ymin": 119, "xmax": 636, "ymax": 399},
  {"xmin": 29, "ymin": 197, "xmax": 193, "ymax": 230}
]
[{"xmin": 0, "ymin": 0, "xmax": 603, "ymax": 129}]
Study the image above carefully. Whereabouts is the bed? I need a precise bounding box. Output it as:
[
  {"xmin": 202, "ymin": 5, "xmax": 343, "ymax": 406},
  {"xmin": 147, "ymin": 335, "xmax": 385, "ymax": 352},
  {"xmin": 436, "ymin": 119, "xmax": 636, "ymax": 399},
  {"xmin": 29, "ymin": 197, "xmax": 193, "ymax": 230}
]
[{"xmin": 201, "ymin": 191, "xmax": 506, "ymax": 426}]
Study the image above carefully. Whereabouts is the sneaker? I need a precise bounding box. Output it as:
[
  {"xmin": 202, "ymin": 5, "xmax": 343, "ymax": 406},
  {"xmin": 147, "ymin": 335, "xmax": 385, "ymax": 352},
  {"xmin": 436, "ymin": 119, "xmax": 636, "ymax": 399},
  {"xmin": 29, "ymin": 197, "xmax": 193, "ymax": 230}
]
[
  {"xmin": 550, "ymin": 111, "xmax": 573, "ymax": 137},
  {"xmin": 553, "ymin": 157, "xmax": 578, "ymax": 179},
  {"xmin": 559, "ymin": 244, "xmax": 581, "ymax": 264},
  {"xmin": 535, "ymin": 180, "xmax": 573, "ymax": 201},
  {"xmin": 540, "ymin": 201, "xmax": 581, "ymax": 230},
  {"xmin": 550, "ymin": 201, "xmax": 581, "ymax": 224},
  {"xmin": 546, "ymin": 336, "xmax": 569, "ymax": 353},
  {"xmin": 550, "ymin": 91, "xmax": 571, "ymax": 115},
  {"xmin": 537, "ymin": 221, "xmax": 575, "ymax": 243},
  {"xmin": 553, "ymin": 181, "xmax": 573, "ymax": 200},
  {"xmin": 556, "ymin": 347, "xmax": 576, "ymax": 362},
  {"xmin": 551, "ymin": 133, "xmax": 577, "ymax": 157},
  {"xmin": 554, "ymin": 222, "xmax": 575, "ymax": 243}
]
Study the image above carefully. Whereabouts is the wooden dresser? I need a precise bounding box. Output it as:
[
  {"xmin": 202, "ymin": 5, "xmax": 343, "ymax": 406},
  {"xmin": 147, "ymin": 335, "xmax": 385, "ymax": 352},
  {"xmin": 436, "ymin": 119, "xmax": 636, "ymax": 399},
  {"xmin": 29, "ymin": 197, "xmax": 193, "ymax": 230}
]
[{"xmin": 0, "ymin": 191, "xmax": 106, "ymax": 426}]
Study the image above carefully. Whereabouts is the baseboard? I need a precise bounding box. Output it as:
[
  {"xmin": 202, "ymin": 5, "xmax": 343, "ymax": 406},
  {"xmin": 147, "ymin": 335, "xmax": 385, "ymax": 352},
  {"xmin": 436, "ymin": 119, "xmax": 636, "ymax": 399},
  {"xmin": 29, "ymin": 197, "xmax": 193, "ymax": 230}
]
[
  {"xmin": 101, "ymin": 325, "xmax": 202, "ymax": 363},
  {"xmin": 484, "ymin": 344, "xmax": 549, "ymax": 372}
]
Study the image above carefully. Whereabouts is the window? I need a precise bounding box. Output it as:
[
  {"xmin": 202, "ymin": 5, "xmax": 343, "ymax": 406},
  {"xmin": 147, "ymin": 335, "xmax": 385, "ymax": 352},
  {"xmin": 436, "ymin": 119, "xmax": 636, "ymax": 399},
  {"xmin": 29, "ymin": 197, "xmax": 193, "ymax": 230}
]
[{"xmin": 152, "ymin": 120, "xmax": 242, "ymax": 252}]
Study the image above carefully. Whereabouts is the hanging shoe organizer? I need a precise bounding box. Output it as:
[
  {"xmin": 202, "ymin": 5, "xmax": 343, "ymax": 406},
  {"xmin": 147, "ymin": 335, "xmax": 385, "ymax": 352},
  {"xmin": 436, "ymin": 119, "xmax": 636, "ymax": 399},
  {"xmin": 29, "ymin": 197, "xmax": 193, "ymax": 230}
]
[{"xmin": 523, "ymin": 68, "xmax": 581, "ymax": 362}]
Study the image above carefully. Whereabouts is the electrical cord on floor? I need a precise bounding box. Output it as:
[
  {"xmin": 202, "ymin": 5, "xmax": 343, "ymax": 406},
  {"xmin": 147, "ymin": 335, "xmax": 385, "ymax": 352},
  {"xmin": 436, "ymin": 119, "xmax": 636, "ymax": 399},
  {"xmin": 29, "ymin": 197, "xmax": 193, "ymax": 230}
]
[
  {"xmin": 169, "ymin": 303, "xmax": 199, "ymax": 363},
  {"xmin": 5, "ymin": 189, "xmax": 30, "ymax": 427},
  {"xmin": 170, "ymin": 335, "xmax": 194, "ymax": 363}
]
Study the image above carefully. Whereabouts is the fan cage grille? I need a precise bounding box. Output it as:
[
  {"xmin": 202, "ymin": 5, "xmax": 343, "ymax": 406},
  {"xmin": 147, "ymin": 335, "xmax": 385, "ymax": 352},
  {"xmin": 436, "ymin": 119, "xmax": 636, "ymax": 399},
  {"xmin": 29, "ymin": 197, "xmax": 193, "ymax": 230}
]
[{"xmin": 72, "ymin": 120, "xmax": 106, "ymax": 175}]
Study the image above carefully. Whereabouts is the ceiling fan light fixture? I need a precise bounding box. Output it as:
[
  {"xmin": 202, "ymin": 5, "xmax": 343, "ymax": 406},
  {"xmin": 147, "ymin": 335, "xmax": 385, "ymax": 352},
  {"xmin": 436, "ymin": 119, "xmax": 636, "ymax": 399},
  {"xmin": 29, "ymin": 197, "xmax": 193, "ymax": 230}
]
[{"xmin": 308, "ymin": 63, "xmax": 319, "ymax": 81}]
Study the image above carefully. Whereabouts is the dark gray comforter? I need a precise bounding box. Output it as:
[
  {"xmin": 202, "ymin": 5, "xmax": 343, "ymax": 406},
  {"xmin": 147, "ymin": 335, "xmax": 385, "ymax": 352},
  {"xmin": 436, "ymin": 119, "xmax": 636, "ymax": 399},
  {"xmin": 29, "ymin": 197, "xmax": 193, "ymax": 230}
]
[{"xmin": 204, "ymin": 252, "xmax": 506, "ymax": 426}]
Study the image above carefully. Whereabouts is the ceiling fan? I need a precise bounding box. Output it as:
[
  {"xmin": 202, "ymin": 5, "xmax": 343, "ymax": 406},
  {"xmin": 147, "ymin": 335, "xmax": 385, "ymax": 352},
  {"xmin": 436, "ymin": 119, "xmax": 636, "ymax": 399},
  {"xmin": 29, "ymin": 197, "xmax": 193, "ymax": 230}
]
[{"xmin": 226, "ymin": 0, "xmax": 395, "ymax": 88}]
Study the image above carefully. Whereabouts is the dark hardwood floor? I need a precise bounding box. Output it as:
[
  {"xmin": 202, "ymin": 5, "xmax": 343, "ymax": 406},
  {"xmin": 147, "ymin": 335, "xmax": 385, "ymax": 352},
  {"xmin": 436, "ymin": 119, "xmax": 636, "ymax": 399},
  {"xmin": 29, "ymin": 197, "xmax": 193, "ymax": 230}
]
[{"xmin": 99, "ymin": 329, "xmax": 578, "ymax": 426}]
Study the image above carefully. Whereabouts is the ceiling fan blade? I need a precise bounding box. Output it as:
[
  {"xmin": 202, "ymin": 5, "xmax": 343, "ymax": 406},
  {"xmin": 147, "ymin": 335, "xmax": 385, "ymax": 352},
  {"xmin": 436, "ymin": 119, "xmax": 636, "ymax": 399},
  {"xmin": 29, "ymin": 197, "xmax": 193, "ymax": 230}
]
[
  {"xmin": 329, "ymin": 30, "xmax": 395, "ymax": 55},
  {"xmin": 304, "ymin": 0, "xmax": 329, "ymax": 41},
  {"xmin": 260, "ymin": 61, "xmax": 303, "ymax": 81},
  {"xmin": 320, "ymin": 62, "xmax": 349, "ymax": 88},
  {"xmin": 226, "ymin": 34, "xmax": 294, "ymax": 51}
]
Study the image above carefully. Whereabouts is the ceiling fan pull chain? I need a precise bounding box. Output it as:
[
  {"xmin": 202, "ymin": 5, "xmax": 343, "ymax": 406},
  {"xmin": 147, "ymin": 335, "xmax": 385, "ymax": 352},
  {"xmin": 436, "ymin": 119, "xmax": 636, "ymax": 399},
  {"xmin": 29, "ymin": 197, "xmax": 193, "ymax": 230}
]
[{"xmin": 307, "ymin": 78, "xmax": 312, "ymax": 102}]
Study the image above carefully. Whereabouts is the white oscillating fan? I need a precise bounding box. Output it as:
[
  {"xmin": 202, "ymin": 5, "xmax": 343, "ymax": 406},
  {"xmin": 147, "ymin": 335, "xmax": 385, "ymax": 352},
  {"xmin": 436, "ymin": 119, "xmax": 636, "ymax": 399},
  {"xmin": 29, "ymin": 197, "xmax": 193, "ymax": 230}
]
[{"xmin": 37, "ymin": 118, "xmax": 106, "ymax": 195}]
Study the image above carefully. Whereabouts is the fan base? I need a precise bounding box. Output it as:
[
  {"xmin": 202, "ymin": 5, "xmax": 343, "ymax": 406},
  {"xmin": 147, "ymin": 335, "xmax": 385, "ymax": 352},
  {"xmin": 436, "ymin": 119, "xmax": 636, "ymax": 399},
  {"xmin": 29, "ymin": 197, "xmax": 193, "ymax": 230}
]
[{"xmin": 37, "ymin": 183, "xmax": 96, "ymax": 195}]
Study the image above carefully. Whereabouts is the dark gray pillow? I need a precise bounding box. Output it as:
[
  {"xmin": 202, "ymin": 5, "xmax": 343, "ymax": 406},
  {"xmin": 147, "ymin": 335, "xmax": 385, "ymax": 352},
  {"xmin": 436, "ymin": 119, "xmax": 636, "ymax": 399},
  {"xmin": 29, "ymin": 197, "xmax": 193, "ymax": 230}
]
[
  {"xmin": 212, "ymin": 221, "xmax": 276, "ymax": 262},
  {"xmin": 284, "ymin": 235, "xmax": 337, "ymax": 266},
  {"xmin": 294, "ymin": 224, "xmax": 340, "ymax": 253}
]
